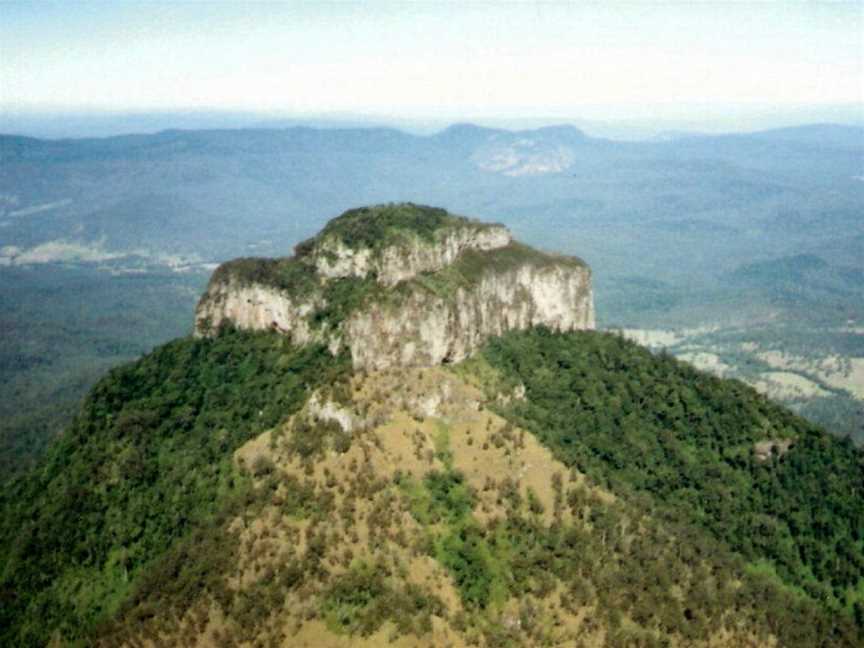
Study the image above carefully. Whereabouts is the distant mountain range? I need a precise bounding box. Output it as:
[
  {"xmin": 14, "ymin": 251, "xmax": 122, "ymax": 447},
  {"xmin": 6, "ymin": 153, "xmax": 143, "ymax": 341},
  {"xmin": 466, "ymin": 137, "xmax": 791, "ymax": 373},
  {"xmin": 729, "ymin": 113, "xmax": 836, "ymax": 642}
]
[
  {"xmin": 3, "ymin": 104, "xmax": 863, "ymax": 139},
  {"xmin": 2, "ymin": 122, "xmax": 861, "ymax": 281}
]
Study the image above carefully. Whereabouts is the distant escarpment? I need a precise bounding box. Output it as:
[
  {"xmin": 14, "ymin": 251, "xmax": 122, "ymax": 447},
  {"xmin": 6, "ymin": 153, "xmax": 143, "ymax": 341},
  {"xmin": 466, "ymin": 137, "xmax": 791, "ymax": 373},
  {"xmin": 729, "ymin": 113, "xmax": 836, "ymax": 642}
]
[{"xmin": 195, "ymin": 203, "xmax": 594, "ymax": 369}]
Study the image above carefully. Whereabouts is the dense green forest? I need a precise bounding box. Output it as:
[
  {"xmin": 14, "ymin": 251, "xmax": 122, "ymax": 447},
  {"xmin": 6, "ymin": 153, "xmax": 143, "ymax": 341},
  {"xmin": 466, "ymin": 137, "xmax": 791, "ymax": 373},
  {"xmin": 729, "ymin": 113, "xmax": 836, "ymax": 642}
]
[
  {"xmin": 0, "ymin": 329, "xmax": 348, "ymax": 646},
  {"xmin": 0, "ymin": 265, "xmax": 207, "ymax": 478},
  {"xmin": 312, "ymin": 203, "xmax": 462, "ymax": 251},
  {"xmin": 477, "ymin": 329, "xmax": 864, "ymax": 624},
  {"xmin": 2, "ymin": 324, "xmax": 863, "ymax": 645}
]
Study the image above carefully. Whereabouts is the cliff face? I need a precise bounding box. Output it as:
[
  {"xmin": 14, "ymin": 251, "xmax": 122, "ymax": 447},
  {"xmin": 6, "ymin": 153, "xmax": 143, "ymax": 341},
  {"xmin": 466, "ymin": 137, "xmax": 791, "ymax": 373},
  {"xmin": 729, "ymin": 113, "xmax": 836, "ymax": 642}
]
[
  {"xmin": 344, "ymin": 263, "xmax": 593, "ymax": 370},
  {"xmin": 196, "ymin": 280, "xmax": 323, "ymax": 347},
  {"xmin": 195, "ymin": 204, "xmax": 594, "ymax": 370},
  {"xmin": 312, "ymin": 222, "xmax": 512, "ymax": 286}
]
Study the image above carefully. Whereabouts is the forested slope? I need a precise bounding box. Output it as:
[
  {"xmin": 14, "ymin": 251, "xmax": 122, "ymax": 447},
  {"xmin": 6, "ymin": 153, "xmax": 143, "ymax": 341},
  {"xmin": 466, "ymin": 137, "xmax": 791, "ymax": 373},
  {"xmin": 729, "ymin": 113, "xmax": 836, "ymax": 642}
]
[
  {"xmin": 0, "ymin": 329, "xmax": 348, "ymax": 645},
  {"xmin": 475, "ymin": 329, "xmax": 864, "ymax": 629},
  {"xmin": 2, "ymin": 327, "xmax": 862, "ymax": 646}
]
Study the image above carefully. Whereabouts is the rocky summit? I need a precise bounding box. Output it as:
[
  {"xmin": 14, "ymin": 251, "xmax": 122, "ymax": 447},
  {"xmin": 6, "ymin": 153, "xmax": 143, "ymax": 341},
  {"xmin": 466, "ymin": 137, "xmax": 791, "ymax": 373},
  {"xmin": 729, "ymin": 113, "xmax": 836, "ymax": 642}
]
[{"xmin": 195, "ymin": 203, "xmax": 595, "ymax": 370}]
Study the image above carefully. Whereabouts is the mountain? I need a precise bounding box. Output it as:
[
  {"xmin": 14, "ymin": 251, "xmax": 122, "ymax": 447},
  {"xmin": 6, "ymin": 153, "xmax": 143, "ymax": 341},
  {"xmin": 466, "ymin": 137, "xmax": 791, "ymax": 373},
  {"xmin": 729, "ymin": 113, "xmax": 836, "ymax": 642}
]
[
  {"xmin": 1, "ymin": 121, "xmax": 863, "ymax": 481},
  {"xmin": 1, "ymin": 205, "xmax": 862, "ymax": 647},
  {"xmin": 2, "ymin": 122, "xmax": 860, "ymax": 267},
  {"xmin": 195, "ymin": 204, "xmax": 594, "ymax": 369},
  {"xmin": 745, "ymin": 123, "xmax": 864, "ymax": 150}
]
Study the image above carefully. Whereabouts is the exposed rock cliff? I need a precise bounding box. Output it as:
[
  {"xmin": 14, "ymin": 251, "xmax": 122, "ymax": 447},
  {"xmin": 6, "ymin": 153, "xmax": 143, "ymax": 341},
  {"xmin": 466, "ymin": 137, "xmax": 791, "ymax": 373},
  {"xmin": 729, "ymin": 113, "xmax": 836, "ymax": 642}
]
[
  {"xmin": 195, "ymin": 203, "xmax": 594, "ymax": 369},
  {"xmin": 311, "ymin": 217, "xmax": 511, "ymax": 286}
]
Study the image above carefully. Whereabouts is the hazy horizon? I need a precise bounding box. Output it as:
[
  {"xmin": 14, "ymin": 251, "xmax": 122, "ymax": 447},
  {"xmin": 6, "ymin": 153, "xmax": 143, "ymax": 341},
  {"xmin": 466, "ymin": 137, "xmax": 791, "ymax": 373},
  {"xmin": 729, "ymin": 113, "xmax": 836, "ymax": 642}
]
[
  {"xmin": 2, "ymin": 102, "xmax": 863, "ymax": 141},
  {"xmin": 2, "ymin": 2, "xmax": 861, "ymax": 133}
]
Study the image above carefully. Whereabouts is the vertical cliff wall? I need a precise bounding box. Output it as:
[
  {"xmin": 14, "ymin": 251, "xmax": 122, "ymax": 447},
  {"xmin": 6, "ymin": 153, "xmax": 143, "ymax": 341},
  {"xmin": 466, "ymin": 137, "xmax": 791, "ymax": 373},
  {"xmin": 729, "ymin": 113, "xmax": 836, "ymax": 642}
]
[{"xmin": 195, "ymin": 204, "xmax": 594, "ymax": 370}]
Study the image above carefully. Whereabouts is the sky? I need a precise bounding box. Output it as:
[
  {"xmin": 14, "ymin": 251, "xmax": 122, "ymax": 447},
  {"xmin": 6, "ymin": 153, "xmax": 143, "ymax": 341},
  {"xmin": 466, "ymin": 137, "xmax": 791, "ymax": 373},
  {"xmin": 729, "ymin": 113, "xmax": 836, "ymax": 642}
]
[{"xmin": 1, "ymin": 1, "xmax": 862, "ymax": 122}]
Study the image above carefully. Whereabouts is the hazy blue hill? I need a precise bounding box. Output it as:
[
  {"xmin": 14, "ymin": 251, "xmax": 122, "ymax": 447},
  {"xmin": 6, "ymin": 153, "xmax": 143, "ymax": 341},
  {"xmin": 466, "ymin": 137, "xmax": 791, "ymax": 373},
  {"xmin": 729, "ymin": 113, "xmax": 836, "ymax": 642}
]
[
  {"xmin": 431, "ymin": 122, "xmax": 506, "ymax": 143},
  {"xmin": 729, "ymin": 254, "xmax": 864, "ymax": 310},
  {"xmin": 525, "ymin": 124, "xmax": 588, "ymax": 139},
  {"xmin": 431, "ymin": 123, "xmax": 589, "ymax": 147},
  {"xmin": 650, "ymin": 129, "xmax": 864, "ymax": 185},
  {"xmin": 746, "ymin": 123, "xmax": 864, "ymax": 149},
  {"xmin": 78, "ymin": 194, "xmax": 235, "ymax": 253},
  {"xmin": 3, "ymin": 123, "xmax": 861, "ymax": 263},
  {"xmin": 0, "ymin": 134, "xmax": 49, "ymax": 157},
  {"xmin": 732, "ymin": 254, "xmax": 830, "ymax": 280}
]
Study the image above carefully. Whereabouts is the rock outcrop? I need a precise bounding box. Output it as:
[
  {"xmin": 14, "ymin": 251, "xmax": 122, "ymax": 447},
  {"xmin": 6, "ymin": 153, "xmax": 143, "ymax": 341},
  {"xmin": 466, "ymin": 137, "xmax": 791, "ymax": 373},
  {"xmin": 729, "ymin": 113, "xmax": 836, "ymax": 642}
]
[
  {"xmin": 195, "ymin": 203, "xmax": 594, "ymax": 370},
  {"xmin": 311, "ymin": 220, "xmax": 512, "ymax": 286}
]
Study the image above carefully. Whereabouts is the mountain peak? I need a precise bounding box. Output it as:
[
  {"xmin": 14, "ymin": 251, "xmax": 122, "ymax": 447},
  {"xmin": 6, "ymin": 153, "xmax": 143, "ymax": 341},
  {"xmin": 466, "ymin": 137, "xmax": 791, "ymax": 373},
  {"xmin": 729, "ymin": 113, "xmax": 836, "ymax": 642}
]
[
  {"xmin": 295, "ymin": 202, "xmax": 510, "ymax": 273},
  {"xmin": 523, "ymin": 124, "xmax": 587, "ymax": 139},
  {"xmin": 434, "ymin": 123, "xmax": 502, "ymax": 142},
  {"xmin": 195, "ymin": 204, "xmax": 594, "ymax": 370}
]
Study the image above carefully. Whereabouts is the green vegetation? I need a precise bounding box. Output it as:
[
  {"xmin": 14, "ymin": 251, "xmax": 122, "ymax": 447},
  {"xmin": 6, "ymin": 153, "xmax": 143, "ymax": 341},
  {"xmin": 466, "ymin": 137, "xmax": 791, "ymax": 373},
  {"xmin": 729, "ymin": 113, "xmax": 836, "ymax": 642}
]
[
  {"xmin": 475, "ymin": 496, "xmax": 859, "ymax": 647},
  {"xmin": 396, "ymin": 409, "xmax": 858, "ymax": 645},
  {"xmin": 0, "ymin": 264, "xmax": 207, "ymax": 479},
  {"xmin": 4, "ymin": 320, "xmax": 862, "ymax": 646},
  {"xmin": 400, "ymin": 427, "xmax": 499, "ymax": 611},
  {"xmin": 410, "ymin": 241, "xmax": 586, "ymax": 301},
  {"xmin": 101, "ymin": 463, "xmax": 336, "ymax": 644},
  {"xmin": 477, "ymin": 328, "xmax": 864, "ymax": 624},
  {"xmin": 205, "ymin": 206, "xmax": 587, "ymax": 341},
  {"xmin": 0, "ymin": 328, "xmax": 348, "ymax": 646},
  {"xmin": 313, "ymin": 276, "xmax": 380, "ymax": 329},
  {"xmin": 310, "ymin": 203, "xmax": 473, "ymax": 253},
  {"xmin": 400, "ymin": 465, "xmax": 506, "ymax": 613},
  {"xmin": 208, "ymin": 254, "xmax": 319, "ymax": 295},
  {"xmin": 322, "ymin": 561, "xmax": 443, "ymax": 637},
  {"xmin": 425, "ymin": 471, "xmax": 475, "ymax": 523},
  {"xmin": 282, "ymin": 413, "xmax": 353, "ymax": 460}
]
